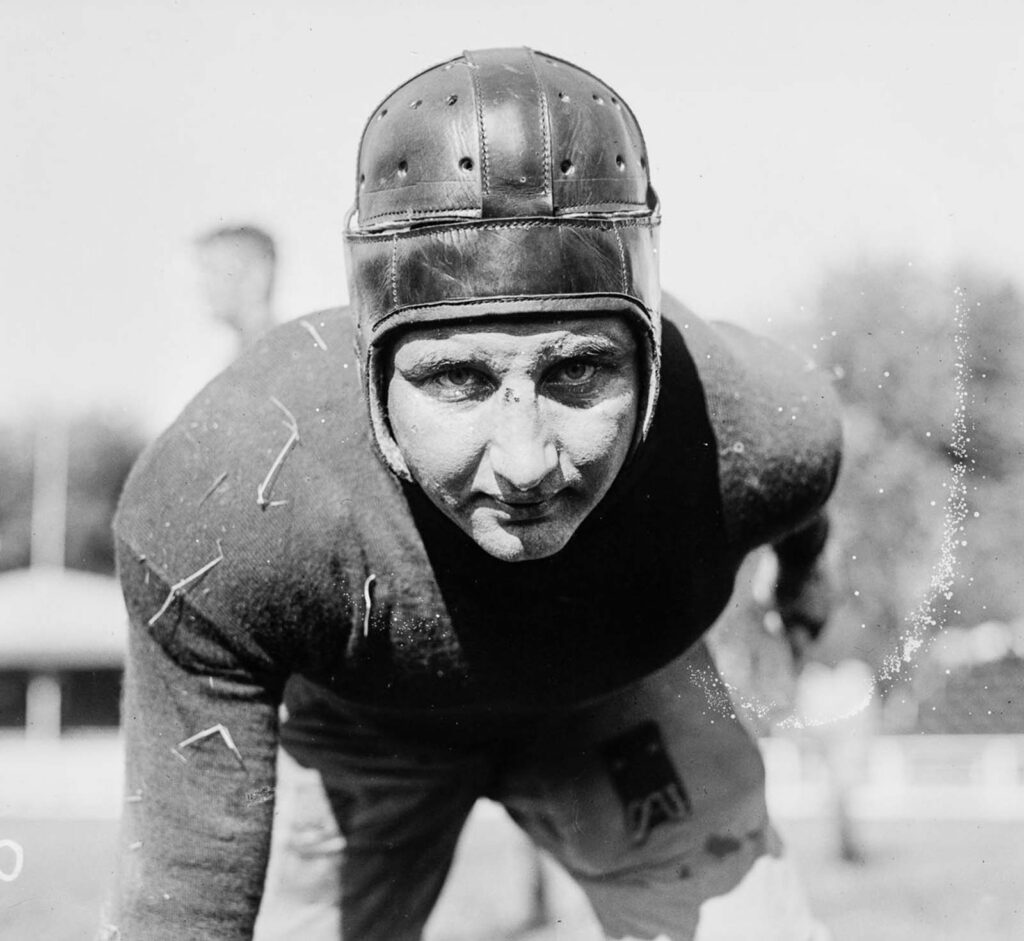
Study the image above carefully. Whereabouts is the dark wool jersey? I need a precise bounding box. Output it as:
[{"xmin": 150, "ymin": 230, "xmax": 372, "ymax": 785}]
[
  {"xmin": 115, "ymin": 297, "xmax": 839, "ymax": 712},
  {"xmin": 108, "ymin": 297, "xmax": 840, "ymax": 938}
]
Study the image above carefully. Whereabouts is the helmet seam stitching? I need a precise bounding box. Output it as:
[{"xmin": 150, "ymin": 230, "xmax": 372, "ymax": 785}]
[
  {"xmin": 371, "ymin": 293, "xmax": 653, "ymax": 333},
  {"xmin": 390, "ymin": 234, "xmax": 399, "ymax": 309},
  {"xmin": 359, "ymin": 206, "xmax": 480, "ymax": 224},
  {"xmin": 358, "ymin": 200, "xmax": 650, "ymax": 225},
  {"xmin": 525, "ymin": 49, "xmax": 552, "ymax": 199},
  {"xmin": 612, "ymin": 222, "xmax": 629, "ymax": 294},
  {"xmin": 466, "ymin": 53, "xmax": 490, "ymax": 199},
  {"xmin": 349, "ymin": 218, "xmax": 657, "ymax": 242},
  {"xmin": 556, "ymin": 201, "xmax": 649, "ymax": 212}
]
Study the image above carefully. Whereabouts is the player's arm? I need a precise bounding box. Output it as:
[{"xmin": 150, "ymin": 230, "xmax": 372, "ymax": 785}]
[
  {"xmin": 771, "ymin": 509, "xmax": 833, "ymax": 657},
  {"xmin": 103, "ymin": 541, "xmax": 284, "ymax": 941},
  {"xmin": 678, "ymin": 304, "xmax": 844, "ymax": 650}
]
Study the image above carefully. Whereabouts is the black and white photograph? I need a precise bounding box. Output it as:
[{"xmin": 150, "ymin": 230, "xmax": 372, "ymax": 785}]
[{"xmin": 1, "ymin": 2, "xmax": 1022, "ymax": 939}]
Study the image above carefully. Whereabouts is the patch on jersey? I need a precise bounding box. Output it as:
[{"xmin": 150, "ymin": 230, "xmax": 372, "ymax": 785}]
[{"xmin": 600, "ymin": 721, "xmax": 692, "ymax": 845}]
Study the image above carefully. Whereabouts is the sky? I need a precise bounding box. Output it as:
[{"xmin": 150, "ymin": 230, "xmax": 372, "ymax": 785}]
[{"xmin": 2, "ymin": 0, "xmax": 1021, "ymax": 431}]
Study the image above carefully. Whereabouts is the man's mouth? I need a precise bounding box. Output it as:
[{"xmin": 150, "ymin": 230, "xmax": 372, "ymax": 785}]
[{"xmin": 487, "ymin": 493, "xmax": 560, "ymax": 522}]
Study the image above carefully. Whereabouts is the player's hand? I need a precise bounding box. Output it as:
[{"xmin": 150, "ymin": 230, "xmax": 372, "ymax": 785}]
[
  {"xmin": 752, "ymin": 547, "xmax": 834, "ymax": 663},
  {"xmin": 774, "ymin": 558, "xmax": 833, "ymax": 661},
  {"xmin": 775, "ymin": 557, "xmax": 832, "ymax": 640}
]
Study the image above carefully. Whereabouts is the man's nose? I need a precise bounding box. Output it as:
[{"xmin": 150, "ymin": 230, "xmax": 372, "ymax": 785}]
[{"xmin": 486, "ymin": 388, "xmax": 559, "ymax": 492}]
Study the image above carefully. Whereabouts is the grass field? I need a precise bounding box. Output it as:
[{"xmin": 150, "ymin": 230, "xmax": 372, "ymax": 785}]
[
  {"xmin": 780, "ymin": 819, "xmax": 1024, "ymax": 941},
  {"xmin": 1, "ymin": 816, "xmax": 1022, "ymax": 939},
  {"xmin": 0, "ymin": 820, "xmax": 117, "ymax": 941}
]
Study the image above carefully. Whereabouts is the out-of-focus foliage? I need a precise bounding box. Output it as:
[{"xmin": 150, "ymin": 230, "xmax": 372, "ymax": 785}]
[
  {"xmin": 66, "ymin": 417, "xmax": 145, "ymax": 573},
  {"xmin": 0, "ymin": 415, "xmax": 144, "ymax": 576},
  {"xmin": 814, "ymin": 406, "xmax": 950, "ymax": 670},
  {"xmin": 785, "ymin": 260, "xmax": 1024, "ymax": 666},
  {"xmin": 710, "ymin": 260, "xmax": 1023, "ymax": 710},
  {"xmin": 0, "ymin": 425, "xmax": 34, "ymax": 570}
]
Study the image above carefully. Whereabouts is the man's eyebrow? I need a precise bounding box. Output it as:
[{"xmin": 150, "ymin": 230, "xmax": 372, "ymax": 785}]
[
  {"xmin": 557, "ymin": 335, "xmax": 630, "ymax": 357},
  {"xmin": 394, "ymin": 349, "xmax": 474, "ymax": 374}
]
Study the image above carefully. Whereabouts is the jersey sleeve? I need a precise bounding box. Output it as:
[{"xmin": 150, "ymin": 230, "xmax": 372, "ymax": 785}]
[
  {"xmin": 104, "ymin": 539, "xmax": 284, "ymax": 940},
  {"xmin": 716, "ymin": 321, "xmax": 843, "ymax": 552},
  {"xmin": 102, "ymin": 311, "xmax": 372, "ymax": 935},
  {"xmin": 674, "ymin": 304, "xmax": 843, "ymax": 553}
]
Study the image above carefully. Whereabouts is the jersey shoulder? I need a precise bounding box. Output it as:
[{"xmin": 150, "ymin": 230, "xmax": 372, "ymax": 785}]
[
  {"xmin": 114, "ymin": 309, "xmax": 396, "ymax": 645},
  {"xmin": 661, "ymin": 294, "xmax": 842, "ymax": 550}
]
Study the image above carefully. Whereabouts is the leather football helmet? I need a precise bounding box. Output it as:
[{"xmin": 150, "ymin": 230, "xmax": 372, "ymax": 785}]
[{"xmin": 345, "ymin": 47, "xmax": 661, "ymax": 479}]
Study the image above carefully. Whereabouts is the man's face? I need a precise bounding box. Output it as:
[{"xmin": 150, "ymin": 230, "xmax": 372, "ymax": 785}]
[
  {"xmin": 386, "ymin": 315, "xmax": 639, "ymax": 562},
  {"xmin": 195, "ymin": 239, "xmax": 273, "ymax": 329}
]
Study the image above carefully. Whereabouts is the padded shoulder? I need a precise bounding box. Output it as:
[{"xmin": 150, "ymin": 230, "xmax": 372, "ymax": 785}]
[
  {"xmin": 661, "ymin": 294, "xmax": 842, "ymax": 551},
  {"xmin": 114, "ymin": 309, "xmax": 394, "ymax": 663}
]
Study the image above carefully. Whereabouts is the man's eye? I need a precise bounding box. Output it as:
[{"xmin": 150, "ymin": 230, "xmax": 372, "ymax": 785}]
[
  {"xmin": 420, "ymin": 366, "xmax": 491, "ymax": 398},
  {"xmin": 436, "ymin": 367, "xmax": 478, "ymax": 388},
  {"xmin": 551, "ymin": 360, "xmax": 598, "ymax": 383}
]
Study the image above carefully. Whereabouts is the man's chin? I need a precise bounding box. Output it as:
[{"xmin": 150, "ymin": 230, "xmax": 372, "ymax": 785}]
[{"xmin": 468, "ymin": 517, "xmax": 575, "ymax": 563}]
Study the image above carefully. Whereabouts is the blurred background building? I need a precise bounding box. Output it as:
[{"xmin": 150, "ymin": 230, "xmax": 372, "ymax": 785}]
[{"xmin": 0, "ymin": 223, "xmax": 278, "ymax": 821}]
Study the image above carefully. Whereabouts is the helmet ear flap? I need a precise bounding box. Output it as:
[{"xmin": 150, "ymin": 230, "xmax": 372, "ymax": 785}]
[{"xmin": 365, "ymin": 338, "xmax": 413, "ymax": 481}]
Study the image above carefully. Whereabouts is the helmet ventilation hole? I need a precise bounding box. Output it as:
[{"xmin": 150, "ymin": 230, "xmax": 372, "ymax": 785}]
[
  {"xmin": 397, "ymin": 160, "xmax": 408, "ymax": 177},
  {"xmin": 459, "ymin": 157, "xmax": 474, "ymax": 171},
  {"xmin": 592, "ymin": 93, "xmax": 604, "ymax": 104},
  {"xmin": 640, "ymin": 155, "xmax": 647, "ymax": 171},
  {"xmin": 558, "ymin": 92, "xmax": 570, "ymax": 103},
  {"xmin": 359, "ymin": 172, "xmax": 366, "ymax": 189},
  {"xmin": 446, "ymin": 94, "xmax": 458, "ymax": 105},
  {"xmin": 615, "ymin": 155, "xmax": 626, "ymax": 171},
  {"xmin": 410, "ymin": 99, "xmax": 422, "ymax": 109},
  {"xmin": 560, "ymin": 159, "xmax": 575, "ymax": 175},
  {"xmin": 378, "ymin": 109, "xmax": 388, "ymax": 120}
]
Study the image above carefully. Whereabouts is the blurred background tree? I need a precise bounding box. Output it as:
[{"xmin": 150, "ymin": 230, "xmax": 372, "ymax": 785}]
[
  {"xmin": 783, "ymin": 260, "xmax": 1024, "ymax": 669},
  {"xmin": 64, "ymin": 417, "xmax": 146, "ymax": 574},
  {"xmin": 0, "ymin": 224, "xmax": 275, "ymax": 581},
  {"xmin": 0, "ymin": 414, "xmax": 144, "ymax": 576},
  {"xmin": 710, "ymin": 259, "xmax": 1023, "ymax": 716},
  {"xmin": 0, "ymin": 424, "xmax": 34, "ymax": 570}
]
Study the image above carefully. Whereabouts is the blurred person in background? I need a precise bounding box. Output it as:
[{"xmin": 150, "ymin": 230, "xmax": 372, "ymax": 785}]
[
  {"xmin": 103, "ymin": 48, "xmax": 841, "ymax": 941},
  {"xmin": 745, "ymin": 551, "xmax": 876, "ymax": 864},
  {"xmin": 195, "ymin": 224, "xmax": 279, "ymax": 350},
  {"xmin": 795, "ymin": 659, "xmax": 878, "ymax": 865},
  {"xmin": 143, "ymin": 223, "xmax": 280, "ymax": 436}
]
